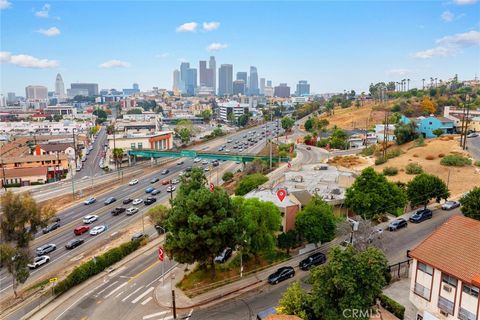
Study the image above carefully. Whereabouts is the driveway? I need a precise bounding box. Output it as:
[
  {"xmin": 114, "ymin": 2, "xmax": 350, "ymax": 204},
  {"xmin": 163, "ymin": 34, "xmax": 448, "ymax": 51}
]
[{"xmin": 466, "ymin": 135, "xmax": 480, "ymax": 160}]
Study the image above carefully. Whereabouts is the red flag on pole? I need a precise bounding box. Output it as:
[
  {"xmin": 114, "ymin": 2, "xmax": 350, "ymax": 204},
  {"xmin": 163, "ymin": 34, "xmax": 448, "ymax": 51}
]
[
  {"xmin": 209, "ymin": 182, "xmax": 215, "ymax": 192},
  {"xmin": 158, "ymin": 247, "xmax": 164, "ymax": 261}
]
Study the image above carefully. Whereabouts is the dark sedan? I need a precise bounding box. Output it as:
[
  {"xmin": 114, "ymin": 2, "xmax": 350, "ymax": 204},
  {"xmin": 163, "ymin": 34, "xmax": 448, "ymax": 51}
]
[
  {"xmin": 387, "ymin": 218, "xmax": 408, "ymax": 231},
  {"xmin": 65, "ymin": 238, "xmax": 84, "ymax": 250},
  {"xmin": 144, "ymin": 197, "xmax": 157, "ymax": 205},
  {"xmin": 267, "ymin": 266, "xmax": 295, "ymax": 284},
  {"xmin": 104, "ymin": 197, "xmax": 116, "ymax": 205},
  {"xmin": 409, "ymin": 209, "xmax": 433, "ymax": 223},
  {"xmin": 299, "ymin": 252, "xmax": 326, "ymax": 271},
  {"xmin": 42, "ymin": 222, "xmax": 60, "ymax": 234},
  {"xmin": 123, "ymin": 198, "xmax": 133, "ymax": 205}
]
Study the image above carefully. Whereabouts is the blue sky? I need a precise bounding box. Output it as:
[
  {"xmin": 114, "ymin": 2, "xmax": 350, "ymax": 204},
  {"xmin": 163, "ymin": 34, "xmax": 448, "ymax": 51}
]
[{"xmin": 1, "ymin": 0, "xmax": 479, "ymax": 96}]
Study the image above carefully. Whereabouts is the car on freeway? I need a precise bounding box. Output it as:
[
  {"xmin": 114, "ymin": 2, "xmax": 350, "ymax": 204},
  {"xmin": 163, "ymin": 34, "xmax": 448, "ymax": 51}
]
[
  {"xmin": 227, "ymin": 139, "xmax": 233, "ymax": 143},
  {"xmin": 212, "ymin": 160, "xmax": 219, "ymax": 167},
  {"xmin": 65, "ymin": 238, "xmax": 84, "ymax": 250},
  {"xmin": 74, "ymin": 225, "xmax": 90, "ymax": 236},
  {"xmin": 28, "ymin": 255, "xmax": 50, "ymax": 269},
  {"xmin": 306, "ymin": 146, "xmax": 311, "ymax": 150},
  {"xmin": 185, "ymin": 166, "xmax": 192, "ymax": 172},
  {"xmin": 441, "ymin": 200, "xmax": 460, "ymax": 210},
  {"xmin": 83, "ymin": 215, "xmax": 98, "ymax": 224},
  {"xmin": 90, "ymin": 225, "xmax": 107, "ymax": 236},
  {"xmin": 467, "ymin": 132, "xmax": 479, "ymax": 138},
  {"xmin": 42, "ymin": 222, "xmax": 60, "ymax": 234},
  {"xmin": 145, "ymin": 186, "xmax": 155, "ymax": 193},
  {"xmin": 104, "ymin": 197, "xmax": 117, "ymax": 205},
  {"xmin": 204, "ymin": 167, "xmax": 209, "ymax": 172},
  {"xmin": 84, "ymin": 197, "xmax": 96, "ymax": 205},
  {"xmin": 144, "ymin": 197, "xmax": 157, "ymax": 205},
  {"xmin": 214, "ymin": 248, "xmax": 233, "ymax": 263},
  {"xmin": 409, "ymin": 208, "xmax": 433, "ymax": 223},
  {"xmin": 111, "ymin": 207, "xmax": 126, "ymax": 216},
  {"xmin": 131, "ymin": 232, "xmax": 148, "ymax": 241},
  {"xmin": 387, "ymin": 218, "xmax": 408, "ymax": 231},
  {"xmin": 132, "ymin": 198, "xmax": 143, "ymax": 205},
  {"xmin": 193, "ymin": 157, "xmax": 201, "ymax": 163},
  {"xmin": 166, "ymin": 186, "xmax": 176, "ymax": 193},
  {"xmin": 177, "ymin": 160, "xmax": 184, "ymax": 165},
  {"xmin": 267, "ymin": 266, "xmax": 295, "ymax": 284},
  {"xmin": 171, "ymin": 178, "xmax": 180, "ymax": 184},
  {"xmin": 161, "ymin": 179, "xmax": 170, "ymax": 185},
  {"xmin": 151, "ymin": 189, "xmax": 161, "ymax": 195},
  {"xmin": 36, "ymin": 243, "xmax": 56, "ymax": 256},
  {"xmin": 150, "ymin": 177, "xmax": 159, "ymax": 183},
  {"xmin": 202, "ymin": 160, "xmax": 209, "ymax": 165},
  {"xmin": 225, "ymin": 149, "xmax": 231, "ymax": 153},
  {"xmin": 123, "ymin": 198, "xmax": 133, "ymax": 204},
  {"xmin": 129, "ymin": 179, "xmax": 139, "ymax": 186},
  {"xmin": 299, "ymin": 252, "xmax": 326, "ymax": 271},
  {"xmin": 238, "ymin": 148, "xmax": 244, "ymax": 152},
  {"xmin": 126, "ymin": 207, "xmax": 139, "ymax": 216},
  {"xmin": 161, "ymin": 169, "xmax": 169, "ymax": 175}
]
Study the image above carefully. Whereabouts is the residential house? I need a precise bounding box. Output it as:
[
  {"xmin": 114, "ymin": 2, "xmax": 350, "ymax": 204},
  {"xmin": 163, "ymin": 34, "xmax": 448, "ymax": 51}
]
[
  {"xmin": 401, "ymin": 115, "xmax": 455, "ymax": 138},
  {"xmin": 35, "ymin": 143, "xmax": 75, "ymax": 160},
  {"xmin": 409, "ymin": 216, "xmax": 480, "ymax": 320},
  {"xmin": 0, "ymin": 167, "xmax": 49, "ymax": 187},
  {"xmin": 0, "ymin": 154, "xmax": 68, "ymax": 181},
  {"xmin": 375, "ymin": 124, "xmax": 396, "ymax": 143}
]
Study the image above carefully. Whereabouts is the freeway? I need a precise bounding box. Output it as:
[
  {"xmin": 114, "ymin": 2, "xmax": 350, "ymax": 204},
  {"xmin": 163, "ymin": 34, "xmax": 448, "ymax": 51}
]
[{"xmin": 0, "ymin": 121, "xmax": 283, "ymax": 302}]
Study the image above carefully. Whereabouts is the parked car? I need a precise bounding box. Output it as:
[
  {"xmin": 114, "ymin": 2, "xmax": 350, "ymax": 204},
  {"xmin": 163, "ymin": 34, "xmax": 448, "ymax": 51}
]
[
  {"xmin": 28, "ymin": 255, "xmax": 50, "ymax": 269},
  {"xmin": 161, "ymin": 169, "xmax": 169, "ymax": 175},
  {"xmin": 129, "ymin": 179, "xmax": 139, "ymax": 186},
  {"xmin": 214, "ymin": 248, "xmax": 233, "ymax": 263},
  {"xmin": 83, "ymin": 215, "xmax": 98, "ymax": 224},
  {"xmin": 145, "ymin": 186, "xmax": 155, "ymax": 193},
  {"xmin": 132, "ymin": 198, "xmax": 143, "ymax": 205},
  {"xmin": 126, "ymin": 207, "xmax": 139, "ymax": 216},
  {"xmin": 131, "ymin": 232, "xmax": 148, "ymax": 241},
  {"xmin": 368, "ymin": 227, "xmax": 384, "ymax": 243},
  {"xmin": 409, "ymin": 209, "xmax": 433, "ymax": 223},
  {"xmin": 267, "ymin": 266, "xmax": 295, "ymax": 284},
  {"xmin": 111, "ymin": 207, "xmax": 126, "ymax": 216},
  {"xmin": 144, "ymin": 197, "xmax": 157, "ymax": 205},
  {"xmin": 171, "ymin": 179, "xmax": 180, "ymax": 184},
  {"xmin": 467, "ymin": 132, "xmax": 479, "ymax": 138},
  {"xmin": 299, "ymin": 252, "xmax": 326, "ymax": 270},
  {"xmin": 150, "ymin": 177, "xmax": 159, "ymax": 183},
  {"xmin": 42, "ymin": 222, "xmax": 60, "ymax": 234},
  {"xmin": 74, "ymin": 225, "xmax": 90, "ymax": 236},
  {"xmin": 90, "ymin": 225, "xmax": 106, "ymax": 236},
  {"xmin": 441, "ymin": 200, "xmax": 460, "ymax": 210},
  {"xmin": 387, "ymin": 218, "xmax": 408, "ymax": 231},
  {"xmin": 151, "ymin": 189, "xmax": 161, "ymax": 195},
  {"xmin": 65, "ymin": 238, "xmax": 84, "ymax": 250},
  {"xmin": 201, "ymin": 160, "xmax": 209, "ymax": 165},
  {"xmin": 104, "ymin": 197, "xmax": 116, "ymax": 205},
  {"xmin": 36, "ymin": 244, "xmax": 56, "ymax": 256},
  {"xmin": 123, "ymin": 198, "xmax": 133, "ymax": 204},
  {"xmin": 84, "ymin": 197, "xmax": 96, "ymax": 205},
  {"xmin": 166, "ymin": 186, "xmax": 176, "ymax": 193},
  {"xmin": 204, "ymin": 167, "xmax": 210, "ymax": 172}
]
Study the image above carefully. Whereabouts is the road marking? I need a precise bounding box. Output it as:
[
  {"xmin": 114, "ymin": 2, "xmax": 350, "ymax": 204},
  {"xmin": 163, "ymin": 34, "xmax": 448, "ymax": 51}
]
[
  {"xmin": 115, "ymin": 290, "xmax": 125, "ymax": 298},
  {"xmin": 141, "ymin": 296, "xmax": 153, "ymax": 305},
  {"xmin": 95, "ymin": 280, "xmax": 118, "ymax": 296},
  {"xmin": 131, "ymin": 286, "xmax": 154, "ymax": 304},
  {"xmin": 163, "ymin": 316, "xmax": 174, "ymax": 320},
  {"xmin": 107, "ymin": 266, "xmax": 126, "ymax": 277},
  {"xmin": 128, "ymin": 260, "xmax": 160, "ymax": 283},
  {"xmin": 188, "ymin": 309, "xmax": 193, "ymax": 317},
  {"xmin": 121, "ymin": 285, "xmax": 144, "ymax": 302},
  {"xmin": 142, "ymin": 311, "xmax": 169, "ymax": 319},
  {"xmin": 104, "ymin": 282, "xmax": 128, "ymax": 298}
]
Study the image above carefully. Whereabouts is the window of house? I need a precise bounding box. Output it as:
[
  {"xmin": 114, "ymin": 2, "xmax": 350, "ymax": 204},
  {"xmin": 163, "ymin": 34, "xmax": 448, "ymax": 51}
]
[
  {"xmin": 429, "ymin": 122, "xmax": 432, "ymax": 125},
  {"xmin": 438, "ymin": 296, "xmax": 454, "ymax": 315},
  {"xmin": 414, "ymin": 283, "xmax": 430, "ymax": 300},
  {"xmin": 131, "ymin": 143, "xmax": 136, "ymax": 149},
  {"xmin": 458, "ymin": 308, "xmax": 476, "ymax": 320},
  {"xmin": 138, "ymin": 143, "xmax": 143, "ymax": 149},
  {"xmin": 463, "ymin": 284, "xmax": 479, "ymax": 298},
  {"xmin": 442, "ymin": 274, "xmax": 458, "ymax": 287},
  {"xmin": 418, "ymin": 262, "xmax": 433, "ymax": 275}
]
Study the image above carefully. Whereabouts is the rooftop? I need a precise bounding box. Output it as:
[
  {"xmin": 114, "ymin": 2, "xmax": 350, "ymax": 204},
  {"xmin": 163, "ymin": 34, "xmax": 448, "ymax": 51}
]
[{"xmin": 0, "ymin": 166, "xmax": 48, "ymax": 179}]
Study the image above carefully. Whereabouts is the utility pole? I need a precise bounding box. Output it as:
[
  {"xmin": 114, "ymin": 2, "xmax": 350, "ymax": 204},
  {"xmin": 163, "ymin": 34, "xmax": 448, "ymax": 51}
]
[
  {"xmin": 71, "ymin": 128, "xmax": 77, "ymax": 199},
  {"xmin": 459, "ymin": 104, "xmax": 466, "ymax": 147},
  {"xmin": 462, "ymin": 96, "xmax": 471, "ymax": 150},
  {"xmin": 269, "ymin": 110, "xmax": 273, "ymax": 170}
]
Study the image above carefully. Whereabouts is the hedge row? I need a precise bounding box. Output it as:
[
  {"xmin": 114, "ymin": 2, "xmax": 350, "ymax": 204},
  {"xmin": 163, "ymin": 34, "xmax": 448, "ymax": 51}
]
[
  {"xmin": 378, "ymin": 293, "xmax": 405, "ymax": 319},
  {"xmin": 440, "ymin": 155, "xmax": 472, "ymax": 167},
  {"xmin": 54, "ymin": 239, "xmax": 144, "ymax": 295}
]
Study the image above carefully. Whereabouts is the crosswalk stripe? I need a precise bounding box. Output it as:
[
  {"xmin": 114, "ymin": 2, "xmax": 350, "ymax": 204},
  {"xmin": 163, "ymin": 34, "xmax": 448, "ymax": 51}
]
[
  {"xmin": 141, "ymin": 296, "xmax": 153, "ymax": 305},
  {"xmin": 163, "ymin": 316, "xmax": 174, "ymax": 320},
  {"xmin": 115, "ymin": 291, "xmax": 125, "ymax": 298},
  {"xmin": 142, "ymin": 310, "xmax": 169, "ymax": 319},
  {"xmin": 122, "ymin": 286, "xmax": 144, "ymax": 302},
  {"xmin": 131, "ymin": 286, "xmax": 154, "ymax": 304},
  {"xmin": 104, "ymin": 282, "xmax": 128, "ymax": 298}
]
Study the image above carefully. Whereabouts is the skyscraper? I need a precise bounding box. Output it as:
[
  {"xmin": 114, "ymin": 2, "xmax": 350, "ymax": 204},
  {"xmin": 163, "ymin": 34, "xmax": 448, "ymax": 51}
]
[
  {"xmin": 267, "ymin": 80, "xmax": 272, "ymax": 87},
  {"xmin": 71, "ymin": 83, "xmax": 99, "ymax": 96},
  {"xmin": 260, "ymin": 78, "xmax": 266, "ymax": 95},
  {"xmin": 199, "ymin": 60, "xmax": 208, "ymax": 86},
  {"xmin": 185, "ymin": 68, "xmax": 197, "ymax": 96},
  {"xmin": 180, "ymin": 62, "xmax": 190, "ymax": 93},
  {"xmin": 7, "ymin": 92, "xmax": 16, "ymax": 104},
  {"xmin": 55, "ymin": 73, "xmax": 65, "ymax": 98},
  {"xmin": 233, "ymin": 80, "xmax": 246, "ymax": 95},
  {"xmin": 296, "ymin": 80, "xmax": 310, "ymax": 96},
  {"xmin": 209, "ymin": 56, "xmax": 216, "ymax": 94},
  {"xmin": 218, "ymin": 64, "xmax": 233, "ymax": 96},
  {"xmin": 173, "ymin": 69, "xmax": 181, "ymax": 91},
  {"xmin": 274, "ymin": 83, "xmax": 291, "ymax": 98},
  {"xmin": 236, "ymin": 72, "xmax": 248, "ymax": 83},
  {"xmin": 25, "ymin": 85, "xmax": 48, "ymax": 100},
  {"xmin": 133, "ymin": 83, "xmax": 139, "ymax": 91},
  {"xmin": 249, "ymin": 66, "xmax": 259, "ymax": 96}
]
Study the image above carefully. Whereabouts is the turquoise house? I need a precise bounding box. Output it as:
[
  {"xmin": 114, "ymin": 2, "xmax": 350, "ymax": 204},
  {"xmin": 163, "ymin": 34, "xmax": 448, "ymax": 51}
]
[{"xmin": 399, "ymin": 115, "xmax": 455, "ymax": 138}]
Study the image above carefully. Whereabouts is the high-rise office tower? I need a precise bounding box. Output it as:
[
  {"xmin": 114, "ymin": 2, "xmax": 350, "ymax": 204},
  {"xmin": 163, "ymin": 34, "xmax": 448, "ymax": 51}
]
[
  {"xmin": 236, "ymin": 72, "xmax": 248, "ymax": 83},
  {"xmin": 180, "ymin": 62, "xmax": 190, "ymax": 93},
  {"xmin": 133, "ymin": 83, "xmax": 139, "ymax": 91},
  {"xmin": 55, "ymin": 73, "xmax": 65, "ymax": 98},
  {"xmin": 260, "ymin": 78, "xmax": 266, "ymax": 95},
  {"xmin": 218, "ymin": 64, "xmax": 233, "ymax": 96},
  {"xmin": 199, "ymin": 60, "xmax": 208, "ymax": 87},
  {"xmin": 185, "ymin": 68, "xmax": 197, "ymax": 96},
  {"xmin": 173, "ymin": 69, "xmax": 181, "ymax": 91},
  {"xmin": 295, "ymin": 80, "xmax": 310, "ymax": 96},
  {"xmin": 233, "ymin": 80, "xmax": 246, "ymax": 95},
  {"xmin": 209, "ymin": 56, "xmax": 216, "ymax": 94},
  {"xmin": 71, "ymin": 83, "xmax": 99, "ymax": 96},
  {"xmin": 7, "ymin": 92, "xmax": 16, "ymax": 104},
  {"xmin": 267, "ymin": 80, "xmax": 272, "ymax": 87},
  {"xmin": 274, "ymin": 83, "xmax": 291, "ymax": 98},
  {"xmin": 25, "ymin": 86, "xmax": 48, "ymax": 100},
  {"xmin": 249, "ymin": 66, "xmax": 259, "ymax": 96}
]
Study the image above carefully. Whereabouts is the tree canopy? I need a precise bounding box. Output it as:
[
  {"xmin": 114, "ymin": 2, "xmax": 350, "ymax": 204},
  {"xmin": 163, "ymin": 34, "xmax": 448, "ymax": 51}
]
[
  {"xmin": 394, "ymin": 122, "xmax": 418, "ymax": 145},
  {"xmin": 281, "ymin": 116, "xmax": 295, "ymax": 131},
  {"xmin": 235, "ymin": 173, "xmax": 268, "ymax": 196},
  {"xmin": 126, "ymin": 108, "xmax": 143, "ymax": 114},
  {"xmin": 407, "ymin": 173, "xmax": 450, "ymax": 209},
  {"xmin": 460, "ymin": 187, "xmax": 480, "ymax": 220},
  {"xmin": 295, "ymin": 196, "xmax": 336, "ymax": 246}
]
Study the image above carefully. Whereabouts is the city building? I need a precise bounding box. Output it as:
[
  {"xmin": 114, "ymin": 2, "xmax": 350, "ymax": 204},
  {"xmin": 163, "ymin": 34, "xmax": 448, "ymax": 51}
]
[
  {"xmin": 173, "ymin": 69, "xmax": 181, "ymax": 91},
  {"xmin": 409, "ymin": 215, "xmax": 480, "ymax": 320},
  {"xmin": 25, "ymin": 85, "xmax": 48, "ymax": 100},
  {"xmin": 107, "ymin": 131, "xmax": 174, "ymax": 151},
  {"xmin": 0, "ymin": 167, "xmax": 49, "ymax": 187},
  {"xmin": 0, "ymin": 154, "xmax": 69, "ymax": 179},
  {"xmin": 67, "ymin": 88, "xmax": 89, "ymax": 98},
  {"xmin": 295, "ymin": 80, "xmax": 310, "ymax": 96},
  {"xmin": 260, "ymin": 78, "xmax": 266, "ymax": 95},
  {"xmin": 123, "ymin": 83, "xmax": 140, "ymax": 96},
  {"xmin": 133, "ymin": 83, "xmax": 139, "ymax": 91},
  {"xmin": 55, "ymin": 73, "xmax": 65, "ymax": 99},
  {"xmin": 264, "ymin": 86, "xmax": 274, "ymax": 97},
  {"xmin": 249, "ymin": 66, "xmax": 259, "ymax": 96},
  {"xmin": 218, "ymin": 100, "xmax": 248, "ymax": 122},
  {"xmin": 209, "ymin": 56, "xmax": 216, "ymax": 93},
  {"xmin": 35, "ymin": 143, "xmax": 75, "ymax": 159},
  {"xmin": 199, "ymin": 60, "xmax": 208, "ymax": 86},
  {"xmin": 6, "ymin": 92, "xmax": 16, "ymax": 104},
  {"xmin": 70, "ymin": 83, "xmax": 99, "ymax": 96},
  {"xmin": 267, "ymin": 80, "xmax": 272, "ymax": 87},
  {"xmin": 274, "ymin": 83, "xmax": 291, "ymax": 98},
  {"xmin": 180, "ymin": 62, "xmax": 190, "ymax": 93},
  {"xmin": 185, "ymin": 68, "xmax": 197, "ymax": 96},
  {"xmin": 236, "ymin": 72, "xmax": 248, "ymax": 84},
  {"xmin": 400, "ymin": 115, "xmax": 455, "ymax": 138},
  {"xmin": 218, "ymin": 64, "xmax": 233, "ymax": 96},
  {"xmin": 233, "ymin": 80, "xmax": 246, "ymax": 95},
  {"xmin": 44, "ymin": 105, "xmax": 78, "ymax": 117}
]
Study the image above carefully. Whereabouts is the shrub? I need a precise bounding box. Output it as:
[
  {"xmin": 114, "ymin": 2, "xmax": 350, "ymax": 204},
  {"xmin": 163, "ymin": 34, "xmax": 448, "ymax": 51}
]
[
  {"xmin": 440, "ymin": 155, "xmax": 472, "ymax": 167},
  {"xmin": 475, "ymin": 161, "xmax": 480, "ymax": 167},
  {"xmin": 386, "ymin": 149, "xmax": 402, "ymax": 159},
  {"xmin": 222, "ymin": 171, "xmax": 234, "ymax": 182},
  {"xmin": 438, "ymin": 153, "xmax": 445, "ymax": 158},
  {"xmin": 414, "ymin": 135, "xmax": 425, "ymax": 147},
  {"xmin": 378, "ymin": 293, "xmax": 405, "ymax": 320},
  {"xmin": 360, "ymin": 145, "xmax": 376, "ymax": 156},
  {"xmin": 316, "ymin": 138, "xmax": 329, "ymax": 148},
  {"xmin": 406, "ymin": 163, "xmax": 423, "ymax": 175},
  {"xmin": 383, "ymin": 167, "xmax": 398, "ymax": 176},
  {"xmin": 375, "ymin": 157, "xmax": 387, "ymax": 165},
  {"xmin": 235, "ymin": 173, "xmax": 268, "ymax": 196},
  {"xmin": 425, "ymin": 155, "xmax": 435, "ymax": 160},
  {"xmin": 412, "ymin": 154, "xmax": 418, "ymax": 158}
]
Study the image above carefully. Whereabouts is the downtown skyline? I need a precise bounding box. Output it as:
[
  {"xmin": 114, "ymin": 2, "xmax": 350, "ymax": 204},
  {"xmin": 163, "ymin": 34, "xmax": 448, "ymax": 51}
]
[{"xmin": 1, "ymin": 0, "xmax": 479, "ymax": 95}]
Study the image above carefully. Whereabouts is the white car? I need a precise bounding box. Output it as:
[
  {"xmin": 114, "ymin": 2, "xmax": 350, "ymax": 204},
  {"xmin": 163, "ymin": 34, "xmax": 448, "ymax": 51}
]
[
  {"xmin": 28, "ymin": 255, "xmax": 50, "ymax": 269},
  {"xmin": 193, "ymin": 157, "xmax": 201, "ymax": 163},
  {"xmin": 90, "ymin": 225, "xmax": 106, "ymax": 236},
  {"xmin": 204, "ymin": 167, "xmax": 210, "ymax": 172},
  {"xmin": 441, "ymin": 200, "xmax": 460, "ymax": 210},
  {"xmin": 126, "ymin": 207, "xmax": 139, "ymax": 216},
  {"xmin": 166, "ymin": 186, "xmax": 176, "ymax": 193},
  {"xmin": 202, "ymin": 160, "xmax": 209, "ymax": 165},
  {"xmin": 171, "ymin": 178, "xmax": 180, "ymax": 184},
  {"xmin": 83, "ymin": 215, "xmax": 98, "ymax": 224},
  {"xmin": 84, "ymin": 197, "xmax": 96, "ymax": 205},
  {"xmin": 129, "ymin": 179, "xmax": 139, "ymax": 186},
  {"xmin": 467, "ymin": 132, "xmax": 479, "ymax": 138},
  {"xmin": 132, "ymin": 198, "xmax": 143, "ymax": 205}
]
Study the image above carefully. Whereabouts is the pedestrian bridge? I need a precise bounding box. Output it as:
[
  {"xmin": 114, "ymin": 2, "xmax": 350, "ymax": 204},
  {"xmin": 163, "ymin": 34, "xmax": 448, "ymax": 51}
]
[{"xmin": 127, "ymin": 149, "xmax": 290, "ymax": 163}]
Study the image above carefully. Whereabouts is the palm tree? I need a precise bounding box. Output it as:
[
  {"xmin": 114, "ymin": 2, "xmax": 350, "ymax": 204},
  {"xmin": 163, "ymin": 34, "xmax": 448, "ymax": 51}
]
[
  {"xmin": 434, "ymin": 77, "xmax": 438, "ymax": 88},
  {"xmin": 422, "ymin": 78, "xmax": 425, "ymax": 90},
  {"xmin": 430, "ymin": 77, "xmax": 434, "ymax": 88},
  {"xmin": 112, "ymin": 148, "xmax": 124, "ymax": 169}
]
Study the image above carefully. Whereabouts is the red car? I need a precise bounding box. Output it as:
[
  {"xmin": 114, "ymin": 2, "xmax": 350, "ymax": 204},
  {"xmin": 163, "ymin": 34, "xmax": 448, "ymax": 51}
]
[
  {"xmin": 161, "ymin": 180, "xmax": 170, "ymax": 185},
  {"xmin": 74, "ymin": 225, "xmax": 90, "ymax": 236}
]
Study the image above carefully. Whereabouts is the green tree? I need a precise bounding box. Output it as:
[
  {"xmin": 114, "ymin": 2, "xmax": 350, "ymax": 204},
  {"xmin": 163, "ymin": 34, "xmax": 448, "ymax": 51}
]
[
  {"xmin": 460, "ymin": 187, "xmax": 480, "ymax": 220},
  {"xmin": 147, "ymin": 204, "xmax": 169, "ymax": 229},
  {"xmin": 394, "ymin": 122, "xmax": 418, "ymax": 145},
  {"xmin": 295, "ymin": 196, "xmax": 336, "ymax": 246},
  {"xmin": 345, "ymin": 168, "xmax": 407, "ymax": 220},
  {"xmin": 281, "ymin": 116, "xmax": 295, "ymax": 132},
  {"xmin": 235, "ymin": 173, "xmax": 268, "ymax": 196},
  {"xmin": 53, "ymin": 114, "xmax": 63, "ymax": 122},
  {"xmin": 126, "ymin": 108, "xmax": 143, "ymax": 114},
  {"xmin": 176, "ymin": 119, "xmax": 193, "ymax": 144},
  {"xmin": 112, "ymin": 148, "xmax": 124, "ymax": 169},
  {"xmin": 432, "ymin": 128, "xmax": 443, "ymax": 137},
  {"xmin": 227, "ymin": 112, "xmax": 236, "ymax": 123},
  {"xmin": 93, "ymin": 109, "xmax": 108, "ymax": 124},
  {"xmin": 0, "ymin": 245, "xmax": 30, "ymax": 297},
  {"xmin": 237, "ymin": 114, "xmax": 250, "ymax": 127},
  {"xmin": 304, "ymin": 118, "xmax": 314, "ymax": 132},
  {"xmin": 200, "ymin": 109, "xmax": 212, "ymax": 122},
  {"xmin": 277, "ymin": 229, "xmax": 298, "ymax": 255},
  {"xmin": 277, "ymin": 281, "xmax": 311, "ymax": 320},
  {"xmin": 309, "ymin": 246, "xmax": 388, "ymax": 319},
  {"xmin": 407, "ymin": 174, "xmax": 450, "ymax": 209},
  {"xmin": 222, "ymin": 171, "xmax": 234, "ymax": 182}
]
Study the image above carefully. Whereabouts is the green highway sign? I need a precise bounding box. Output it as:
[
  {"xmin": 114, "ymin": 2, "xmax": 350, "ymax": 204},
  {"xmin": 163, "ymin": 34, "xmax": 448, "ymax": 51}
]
[{"xmin": 180, "ymin": 150, "xmax": 197, "ymax": 158}]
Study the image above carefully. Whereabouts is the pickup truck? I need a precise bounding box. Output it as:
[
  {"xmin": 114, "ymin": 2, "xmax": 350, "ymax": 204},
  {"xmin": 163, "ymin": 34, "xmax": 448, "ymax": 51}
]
[{"xmin": 111, "ymin": 207, "xmax": 126, "ymax": 216}]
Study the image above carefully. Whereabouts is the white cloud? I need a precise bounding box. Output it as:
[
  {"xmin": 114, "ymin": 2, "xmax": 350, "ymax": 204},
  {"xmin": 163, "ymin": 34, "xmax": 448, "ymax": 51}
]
[
  {"xmin": 176, "ymin": 22, "xmax": 198, "ymax": 32},
  {"xmin": 98, "ymin": 59, "xmax": 131, "ymax": 69},
  {"xmin": 386, "ymin": 69, "xmax": 412, "ymax": 76},
  {"xmin": 203, "ymin": 21, "xmax": 220, "ymax": 32},
  {"xmin": 413, "ymin": 30, "xmax": 480, "ymax": 59},
  {"xmin": 35, "ymin": 3, "xmax": 50, "ymax": 18},
  {"xmin": 36, "ymin": 27, "xmax": 60, "ymax": 37},
  {"xmin": 155, "ymin": 53, "xmax": 170, "ymax": 59},
  {"xmin": 0, "ymin": 0, "xmax": 12, "ymax": 10},
  {"xmin": 441, "ymin": 11, "xmax": 455, "ymax": 22},
  {"xmin": 207, "ymin": 43, "xmax": 228, "ymax": 52},
  {"xmin": 452, "ymin": 0, "xmax": 477, "ymax": 4},
  {"xmin": 0, "ymin": 51, "xmax": 58, "ymax": 68}
]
